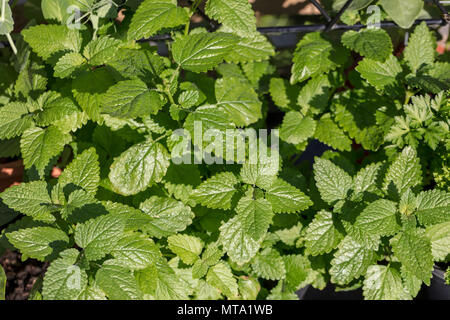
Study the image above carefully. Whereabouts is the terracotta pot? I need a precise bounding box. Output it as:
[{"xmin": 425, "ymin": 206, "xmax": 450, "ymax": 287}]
[{"xmin": 0, "ymin": 160, "xmax": 24, "ymax": 193}]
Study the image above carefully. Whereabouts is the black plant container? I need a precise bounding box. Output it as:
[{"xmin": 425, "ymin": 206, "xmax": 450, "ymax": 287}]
[{"xmin": 297, "ymin": 267, "xmax": 449, "ymax": 300}]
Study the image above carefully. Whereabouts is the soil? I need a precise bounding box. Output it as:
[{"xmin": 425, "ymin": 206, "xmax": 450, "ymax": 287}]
[{"xmin": 0, "ymin": 249, "xmax": 47, "ymax": 300}]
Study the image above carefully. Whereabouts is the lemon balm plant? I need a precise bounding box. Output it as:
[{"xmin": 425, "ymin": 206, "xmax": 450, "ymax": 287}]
[{"xmin": 0, "ymin": 0, "xmax": 449, "ymax": 300}]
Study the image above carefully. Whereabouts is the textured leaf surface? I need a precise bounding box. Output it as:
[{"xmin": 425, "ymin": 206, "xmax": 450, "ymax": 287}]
[
  {"xmin": 314, "ymin": 157, "xmax": 353, "ymax": 204},
  {"xmin": 265, "ymin": 178, "xmax": 312, "ymax": 214},
  {"xmin": 220, "ymin": 197, "xmax": 273, "ymax": 264},
  {"xmin": 355, "ymin": 199, "xmax": 401, "ymax": 237},
  {"xmin": 22, "ymin": 25, "xmax": 82, "ymax": 60},
  {"xmin": 205, "ymin": 0, "xmax": 256, "ymax": 36},
  {"xmin": 330, "ymin": 236, "xmax": 376, "ymax": 285},
  {"xmin": 404, "ymin": 22, "xmax": 435, "ymax": 72},
  {"xmin": 172, "ymin": 32, "xmax": 239, "ymax": 72},
  {"xmin": 305, "ymin": 210, "xmax": 343, "ymax": 256},
  {"xmin": 168, "ymin": 234, "xmax": 204, "ymax": 265},
  {"xmin": 206, "ymin": 263, "xmax": 238, "ymax": 299},
  {"xmin": 21, "ymin": 126, "xmax": 72, "ymax": 177},
  {"xmin": 139, "ymin": 196, "xmax": 194, "ymax": 238},
  {"xmin": 96, "ymin": 263, "xmax": 142, "ymax": 300},
  {"xmin": 102, "ymin": 80, "xmax": 164, "ymax": 119},
  {"xmin": 425, "ymin": 222, "xmax": 450, "ymax": 261},
  {"xmin": 341, "ymin": 29, "xmax": 392, "ymax": 61},
  {"xmin": 109, "ymin": 140, "xmax": 170, "ymax": 196},
  {"xmin": 75, "ymin": 214, "xmax": 125, "ymax": 261},
  {"xmin": 391, "ymin": 230, "xmax": 434, "ymax": 284},
  {"xmin": 314, "ymin": 113, "xmax": 352, "ymax": 151},
  {"xmin": 215, "ymin": 77, "xmax": 262, "ymax": 126},
  {"xmin": 251, "ymin": 248, "xmax": 286, "ymax": 280},
  {"xmin": 416, "ymin": 190, "xmax": 450, "ymax": 226},
  {"xmin": 1, "ymin": 181, "xmax": 54, "ymax": 222},
  {"xmin": 7, "ymin": 227, "xmax": 69, "ymax": 261},
  {"xmin": 42, "ymin": 249, "xmax": 88, "ymax": 300},
  {"xmin": 280, "ymin": 112, "xmax": 316, "ymax": 145},
  {"xmin": 128, "ymin": 0, "xmax": 189, "ymax": 40},
  {"xmin": 356, "ymin": 55, "xmax": 402, "ymax": 90},
  {"xmin": 0, "ymin": 102, "xmax": 33, "ymax": 139},
  {"xmin": 112, "ymin": 233, "xmax": 160, "ymax": 269},
  {"xmin": 191, "ymin": 172, "xmax": 238, "ymax": 210},
  {"xmin": 383, "ymin": 147, "xmax": 422, "ymax": 198},
  {"xmin": 363, "ymin": 265, "xmax": 410, "ymax": 300}
]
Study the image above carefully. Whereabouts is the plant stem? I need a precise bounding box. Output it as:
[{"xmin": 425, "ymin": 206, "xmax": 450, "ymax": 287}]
[
  {"xmin": 6, "ymin": 33, "xmax": 17, "ymax": 55},
  {"xmin": 1, "ymin": 0, "xmax": 6, "ymax": 22}
]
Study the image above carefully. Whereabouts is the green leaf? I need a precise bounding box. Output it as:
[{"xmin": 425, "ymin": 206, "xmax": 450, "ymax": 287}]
[
  {"xmin": 219, "ymin": 197, "xmax": 273, "ymax": 264},
  {"xmin": 41, "ymin": 0, "xmax": 87, "ymax": 23},
  {"xmin": 191, "ymin": 172, "xmax": 239, "ymax": 210},
  {"xmin": 54, "ymin": 148, "xmax": 100, "ymax": 200},
  {"xmin": 109, "ymin": 140, "xmax": 170, "ymax": 196},
  {"xmin": 172, "ymin": 32, "xmax": 239, "ymax": 73},
  {"xmin": 206, "ymin": 262, "xmax": 239, "ymax": 299},
  {"xmin": 391, "ymin": 229, "xmax": 434, "ymax": 284},
  {"xmin": 383, "ymin": 146, "xmax": 422, "ymax": 198},
  {"xmin": 72, "ymin": 68, "xmax": 115, "ymax": 122},
  {"xmin": 353, "ymin": 162, "xmax": 382, "ymax": 195},
  {"xmin": 416, "ymin": 190, "xmax": 450, "ymax": 226},
  {"xmin": 269, "ymin": 77, "xmax": 297, "ymax": 110},
  {"xmin": 0, "ymin": 3, "xmax": 14, "ymax": 35},
  {"xmin": 251, "ymin": 248, "xmax": 286, "ymax": 280},
  {"xmin": 102, "ymin": 79, "xmax": 165, "ymax": 119},
  {"xmin": 215, "ymin": 77, "xmax": 262, "ymax": 126},
  {"xmin": 297, "ymin": 74, "xmax": 332, "ymax": 115},
  {"xmin": 111, "ymin": 232, "xmax": 161, "ymax": 269},
  {"xmin": 341, "ymin": 29, "xmax": 392, "ymax": 61},
  {"xmin": 280, "ymin": 112, "xmax": 316, "ymax": 145},
  {"xmin": 1, "ymin": 181, "xmax": 55, "ymax": 222},
  {"xmin": 265, "ymin": 178, "xmax": 312, "ymax": 214},
  {"xmin": 168, "ymin": 234, "xmax": 204, "ymax": 265},
  {"xmin": 313, "ymin": 157, "xmax": 353, "ymax": 204},
  {"xmin": 139, "ymin": 196, "xmax": 194, "ymax": 238},
  {"xmin": 128, "ymin": 0, "xmax": 189, "ymax": 40},
  {"xmin": 380, "ymin": 0, "xmax": 423, "ymax": 29},
  {"xmin": 33, "ymin": 95, "xmax": 81, "ymax": 128},
  {"xmin": 356, "ymin": 55, "xmax": 402, "ymax": 90},
  {"xmin": 225, "ymin": 33, "xmax": 275, "ymax": 63},
  {"xmin": 330, "ymin": 236, "xmax": 376, "ymax": 285},
  {"xmin": 42, "ymin": 249, "xmax": 88, "ymax": 300},
  {"xmin": 425, "ymin": 222, "xmax": 450, "ymax": 261},
  {"xmin": 54, "ymin": 52, "xmax": 86, "ymax": 78},
  {"xmin": 205, "ymin": 0, "xmax": 256, "ymax": 36},
  {"xmin": 355, "ymin": 199, "xmax": 401, "ymax": 237},
  {"xmin": 0, "ymin": 102, "xmax": 33, "ymax": 140},
  {"xmin": 314, "ymin": 113, "xmax": 352, "ymax": 151},
  {"xmin": 7, "ymin": 226, "xmax": 69, "ymax": 261},
  {"xmin": 291, "ymin": 33, "xmax": 343, "ymax": 84},
  {"xmin": 74, "ymin": 214, "xmax": 125, "ymax": 261},
  {"xmin": 22, "ymin": 24, "xmax": 82, "ymax": 61},
  {"xmin": 305, "ymin": 210, "xmax": 344, "ymax": 256},
  {"xmin": 404, "ymin": 22, "xmax": 436, "ymax": 72},
  {"xmin": 83, "ymin": 36, "xmax": 121, "ymax": 66},
  {"xmin": 21, "ymin": 126, "xmax": 72, "ymax": 177},
  {"xmin": 96, "ymin": 262, "xmax": 142, "ymax": 300},
  {"xmin": 192, "ymin": 243, "xmax": 223, "ymax": 279},
  {"xmin": 363, "ymin": 265, "xmax": 410, "ymax": 300}
]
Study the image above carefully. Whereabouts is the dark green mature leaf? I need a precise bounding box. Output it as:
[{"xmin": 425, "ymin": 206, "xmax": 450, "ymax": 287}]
[
  {"xmin": 341, "ymin": 29, "xmax": 392, "ymax": 61},
  {"xmin": 102, "ymin": 79, "xmax": 165, "ymax": 119}
]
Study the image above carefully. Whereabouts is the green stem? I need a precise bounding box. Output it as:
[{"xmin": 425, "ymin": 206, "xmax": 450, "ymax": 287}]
[
  {"xmin": 6, "ymin": 33, "xmax": 17, "ymax": 55},
  {"xmin": 184, "ymin": 0, "xmax": 203, "ymax": 35},
  {"xmin": 1, "ymin": 0, "xmax": 6, "ymax": 22}
]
